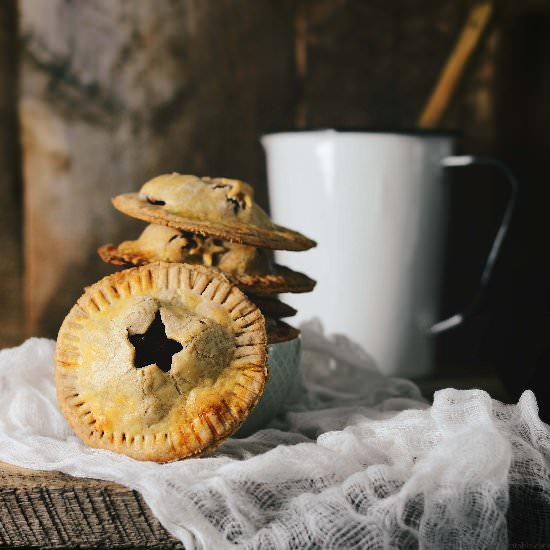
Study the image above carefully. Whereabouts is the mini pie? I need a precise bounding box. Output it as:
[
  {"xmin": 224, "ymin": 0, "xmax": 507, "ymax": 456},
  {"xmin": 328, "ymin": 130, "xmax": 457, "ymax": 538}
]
[
  {"xmin": 248, "ymin": 295, "xmax": 297, "ymax": 319},
  {"xmin": 112, "ymin": 173, "xmax": 316, "ymax": 251},
  {"xmin": 98, "ymin": 223, "xmax": 316, "ymax": 295},
  {"xmin": 55, "ymin": 262, "xmax": 268, "ymax": 462},
  {"xmin": 265, "ymin": 319, "xmax": 301, "ymax": 344}
]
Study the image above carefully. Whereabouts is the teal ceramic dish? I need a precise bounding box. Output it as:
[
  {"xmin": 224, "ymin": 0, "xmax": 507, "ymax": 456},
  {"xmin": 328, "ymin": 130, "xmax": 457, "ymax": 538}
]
[{"xmin": 235, "ymin": 336, "xmax": 301, "ymax": 437}]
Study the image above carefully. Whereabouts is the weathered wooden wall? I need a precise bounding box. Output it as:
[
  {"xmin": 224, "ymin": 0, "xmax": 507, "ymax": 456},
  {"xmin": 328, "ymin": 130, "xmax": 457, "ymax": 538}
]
[
  {"xmin": 1, "ymin": 0, "xmax": 549, "ymax": 392},
  {"xmin": 18, "ymin": 0, "xmax": 295, "ymax": 338},
  {"xmin": 484, "ymin": 2, "xmax": 550, "ymax": 419},
  {"xmin": 0, "ymin": 0, "xmax": 22, "ymax": 349}
]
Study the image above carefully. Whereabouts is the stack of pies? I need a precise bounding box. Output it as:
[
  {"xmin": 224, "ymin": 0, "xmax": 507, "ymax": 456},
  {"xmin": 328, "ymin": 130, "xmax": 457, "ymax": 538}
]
[
  {"xmin": 55, "ymin": 174, "xmax": 315, "ymax": 462},
  {"xmin": 98, "ymin": 173, "xmax": 316, "ymax": 343}
]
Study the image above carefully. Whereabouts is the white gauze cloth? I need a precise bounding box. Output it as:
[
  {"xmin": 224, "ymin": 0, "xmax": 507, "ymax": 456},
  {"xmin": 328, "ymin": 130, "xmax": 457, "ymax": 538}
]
[{"xmin": 0, "ymin": 321, "xmax": 549, "ymax": 549}]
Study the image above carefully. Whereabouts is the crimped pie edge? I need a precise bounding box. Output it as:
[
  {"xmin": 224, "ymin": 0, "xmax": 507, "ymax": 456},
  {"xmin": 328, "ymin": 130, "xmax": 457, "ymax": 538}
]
[{"xmin": 55, "ymin": 262, "xmax": 268, "ymax": 462}]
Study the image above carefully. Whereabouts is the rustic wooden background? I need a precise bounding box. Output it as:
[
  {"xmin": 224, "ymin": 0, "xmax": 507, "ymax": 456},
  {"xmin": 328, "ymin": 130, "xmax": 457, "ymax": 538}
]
[{"xmin": 1, "ymin": 0, "xmax": 550, "ymax": 411}]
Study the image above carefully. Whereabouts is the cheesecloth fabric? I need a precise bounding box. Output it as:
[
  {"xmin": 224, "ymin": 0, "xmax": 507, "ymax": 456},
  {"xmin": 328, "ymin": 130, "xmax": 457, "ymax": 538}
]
[{"xmin": 0, "ymin": 321, "xmax": 549, "ymax": 549}]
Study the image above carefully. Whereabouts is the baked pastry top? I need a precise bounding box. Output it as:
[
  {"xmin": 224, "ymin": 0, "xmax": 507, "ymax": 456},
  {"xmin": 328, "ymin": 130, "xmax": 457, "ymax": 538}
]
[
  {"xmin": 112, "ymin": 173, "xmax": 316, "ymax": 251},
  {"xmin": 98, "ymin": 224, "xmax": 316, "ymax": 295},
  {"xmin": 55, "ymin": 262, "xmax": 268, "ymax": 462},
  {"xmin": 100, "ymin": 224, "xmax": 271, "ymax": 274},
  {"xmin": 141, "ymin": 174, "xmax": 270, "ymax": 227}
]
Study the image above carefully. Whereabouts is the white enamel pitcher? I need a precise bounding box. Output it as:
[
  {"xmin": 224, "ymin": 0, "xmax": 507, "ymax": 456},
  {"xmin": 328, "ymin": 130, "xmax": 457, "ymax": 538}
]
[{"xmin": 262, "ymin": 130, "xmax": 517, "ymax": 377}]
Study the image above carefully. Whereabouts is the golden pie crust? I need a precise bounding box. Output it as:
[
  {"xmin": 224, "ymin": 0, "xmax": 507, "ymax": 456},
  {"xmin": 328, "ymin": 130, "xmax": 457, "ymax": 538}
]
[
  {"xmin": 98, "ymin": 225, "xmax": 316, "ymax": 295},
  {"xmin": 55, "ymin": 262, "xmax": 268, "ymax": 462},
  {"xmin": 112, "ymin": 173, "xmax": 316, "ymax": 251}
]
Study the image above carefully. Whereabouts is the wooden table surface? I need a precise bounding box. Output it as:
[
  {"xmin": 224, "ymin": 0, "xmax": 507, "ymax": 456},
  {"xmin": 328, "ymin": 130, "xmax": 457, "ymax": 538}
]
[{"xmin": 0, "ymin": 461, "xmax": 182, "ymax": 549}]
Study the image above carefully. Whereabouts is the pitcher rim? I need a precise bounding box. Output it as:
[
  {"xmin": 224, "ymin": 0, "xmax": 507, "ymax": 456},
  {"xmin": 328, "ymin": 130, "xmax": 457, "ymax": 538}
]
[{"xmin": 261, "ymin": 128, "xmax": 461, "ymax": 140}]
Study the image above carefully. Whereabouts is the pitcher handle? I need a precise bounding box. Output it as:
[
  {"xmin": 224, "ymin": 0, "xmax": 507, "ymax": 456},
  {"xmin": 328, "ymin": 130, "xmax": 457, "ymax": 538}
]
[{"xmin": 429, "ymin": 155, "xmax": 519, "ymax": 335}]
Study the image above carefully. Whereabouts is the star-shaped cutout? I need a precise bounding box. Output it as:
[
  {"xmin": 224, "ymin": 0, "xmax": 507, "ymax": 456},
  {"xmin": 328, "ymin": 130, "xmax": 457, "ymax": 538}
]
[{"xmin": 129, "ymin": 310, "xmax": 183, "ymax": 372}]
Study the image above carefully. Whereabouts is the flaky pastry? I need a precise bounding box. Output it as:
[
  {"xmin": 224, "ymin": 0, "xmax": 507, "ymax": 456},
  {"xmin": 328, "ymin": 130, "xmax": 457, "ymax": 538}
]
[
  {"xmin": 98, "ymin": 224, "xmax": 316, "ymax": 295},
  {"xmin": 55, "ymin": 262, "xmax": 268, "ymax": 462},
  {"xmin": 112, "ymin": 173, "xmax": 316, "ymax": 251}
]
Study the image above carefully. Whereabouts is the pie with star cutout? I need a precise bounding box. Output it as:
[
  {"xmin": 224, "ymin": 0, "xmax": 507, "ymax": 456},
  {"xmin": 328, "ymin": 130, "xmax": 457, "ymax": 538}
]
[{"xmin": 55, "ymin": 262, "xmax": 268, "ymax": 462}]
